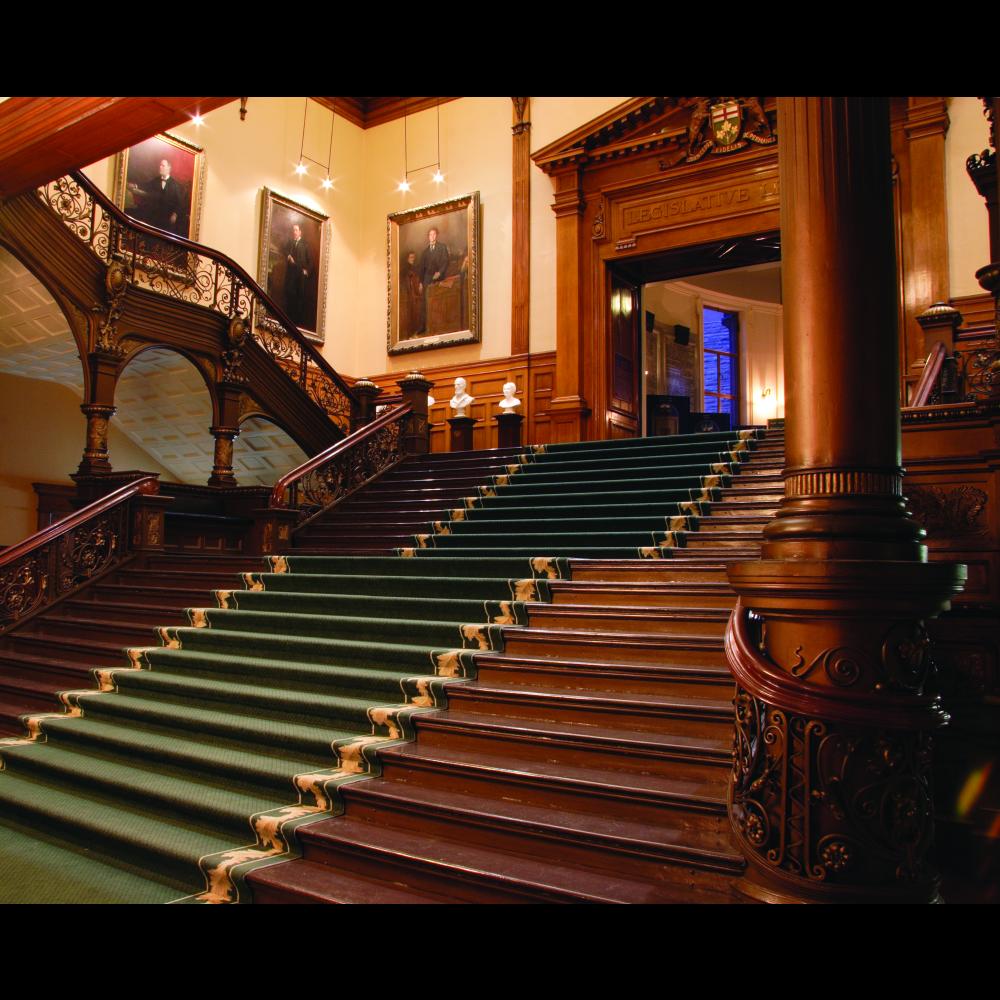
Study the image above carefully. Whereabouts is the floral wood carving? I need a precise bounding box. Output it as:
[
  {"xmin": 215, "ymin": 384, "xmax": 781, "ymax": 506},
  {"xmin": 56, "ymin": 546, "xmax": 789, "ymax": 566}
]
[
  {"xmin": 906, "ymin": 485, "xmax": 988, "ymax": 537},
  {"xmin": 732, "ymin": 688, "xmax": 936, "ymax": 889}
]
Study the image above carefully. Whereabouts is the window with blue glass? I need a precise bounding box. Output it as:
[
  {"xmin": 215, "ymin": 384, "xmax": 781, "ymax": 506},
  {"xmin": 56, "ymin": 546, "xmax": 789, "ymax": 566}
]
[{"xmin": 703, "ymin": 307, "xmax": 739, "ymax": 420}]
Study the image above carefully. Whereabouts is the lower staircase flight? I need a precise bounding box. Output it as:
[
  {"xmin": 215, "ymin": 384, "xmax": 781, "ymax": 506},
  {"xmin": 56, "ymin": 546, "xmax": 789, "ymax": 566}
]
[{"xmin": 0, "ymin": 425, "xmax": 785, "ymax": 903}]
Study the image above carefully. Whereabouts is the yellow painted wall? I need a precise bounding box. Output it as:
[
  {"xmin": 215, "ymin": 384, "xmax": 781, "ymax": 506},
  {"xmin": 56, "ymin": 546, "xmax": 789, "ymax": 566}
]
[
  {"xmin": 529, "ymin": 98, "xmax": 630, "ymax": 355},
  {"xmin": 354, "ymin": 98, "xmax": 513, "ymax": 377},
  {"xmin": 81, "ymin": 98, "xmax": 366, "ymax": 377},
  {"xmin": 0, "ymin": 372, "xmax": 170, "ymax": 545},
  {"xmin": 946, "ymin": 97, "xmax": 992, "ymax": 298}
]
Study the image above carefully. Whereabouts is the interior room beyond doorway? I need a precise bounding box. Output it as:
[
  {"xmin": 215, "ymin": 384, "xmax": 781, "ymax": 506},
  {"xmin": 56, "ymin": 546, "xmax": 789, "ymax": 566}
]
[{"xmin": 641, "ymin": 259, "xmax": 784, "ymax": 437}]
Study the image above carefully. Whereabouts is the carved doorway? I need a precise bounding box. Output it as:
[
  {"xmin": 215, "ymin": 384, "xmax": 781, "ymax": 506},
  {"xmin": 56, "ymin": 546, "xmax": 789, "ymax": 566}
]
[{"xmin": 533, "ymin": 97, "xmax": 781, "ymax": 442}]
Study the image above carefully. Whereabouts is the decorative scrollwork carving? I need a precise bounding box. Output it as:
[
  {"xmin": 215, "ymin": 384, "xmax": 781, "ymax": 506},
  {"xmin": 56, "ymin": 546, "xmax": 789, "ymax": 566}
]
[
  {"xmin": 0, "ymin": 498, "xmax": 131, "ymax": 635},
  {"xmin": 37, "ymin": 172, "xmax": 356, "ymax": 438},
  {"xmin": 0, "ymin": 555, "xmax": 48, "ymax": 627},
  {"xmin": 732, "ymin": 686, "xmax": 937, "ymax": 889},
  {"xmin": 790, "ymin": 644, "xmax": 865, "ymax": 687},
  {"xmin": 284, "ymin": 410, "xmax": 408, "ymax": 525},
  {"xmin": 905, "ymin": 485, "xmax": 988, "ymax": 537}
]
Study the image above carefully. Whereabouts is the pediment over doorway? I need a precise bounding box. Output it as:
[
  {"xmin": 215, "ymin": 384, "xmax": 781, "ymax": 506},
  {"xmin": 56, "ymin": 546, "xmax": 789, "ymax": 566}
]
[{"xmin": 532, "ymin": 97, "xmax": 777, "ymax": 174}]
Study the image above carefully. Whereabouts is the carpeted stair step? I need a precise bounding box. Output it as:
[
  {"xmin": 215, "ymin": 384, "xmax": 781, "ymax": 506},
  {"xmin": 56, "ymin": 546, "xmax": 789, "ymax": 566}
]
[
  {"xmin": 241, "ymin": 572, "xmax": 542, "ymax": 603},
  {"xmin": 0, "ymin": 816, "xmax": 183, "ymax": 903},
  {"xmin": 515, "ymin": 451, "xmax": 744, "ymax": 480},
  {"xmin": 267, "ymin": 813, "xmax": 744, "ymax": 903},
  {"xmin": 0, "ymin": 769, "xmax": 239, "ymax": 894},
  {"xmin": 34, "ymin": 714, "xmax": 335, "ymax": 795},
  {"xmin": 546, "ymin": 580, "xmax": 736, "ymax": 609},
  {"xmin": 481, "ymin": 471, "xmax": 731, "ymax": 497},
  {"xmin": 443, "ymin": 514, "xmax": 693, "ymax": 535},
  {"xmin": 173, "ymin": 609, "xmax": 494, "ymax": 652},
  {"xmin": 524, "ymin": 603, "xmax": 728, "ymax": 637},
  {"xmin": 214, "ymin": 589, "xmax": 526, "ymax": 626},
  {"xmin": 277, "ymin": 554, "xmax": 566, "ymax": 580},
  {"xmin": 70, "ymin": 689, "xmax": 368, "ymax": 758},
  {"xmin": 0, "ymin": 742, "xmax": 290, "ymax": 842}
]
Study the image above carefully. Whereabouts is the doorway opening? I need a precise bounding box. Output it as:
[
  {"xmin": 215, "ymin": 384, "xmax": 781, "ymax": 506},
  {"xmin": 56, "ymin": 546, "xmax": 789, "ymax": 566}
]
[{"xmin": 609, "ymin": 232, "xmax": 783, "ymax": 437}]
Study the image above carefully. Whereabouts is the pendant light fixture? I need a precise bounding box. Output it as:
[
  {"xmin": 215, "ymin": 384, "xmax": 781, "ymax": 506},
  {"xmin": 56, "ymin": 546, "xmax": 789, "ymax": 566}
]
[{"xmin": 397, "ymin": 99, "xmax": 444, "ymax": 192}]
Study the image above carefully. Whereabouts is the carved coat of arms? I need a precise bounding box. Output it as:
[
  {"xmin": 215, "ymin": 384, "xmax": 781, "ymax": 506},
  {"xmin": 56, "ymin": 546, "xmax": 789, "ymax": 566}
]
[{"xmin": 686, "ymin": 97, "xmax": 776, "ymax": 163}]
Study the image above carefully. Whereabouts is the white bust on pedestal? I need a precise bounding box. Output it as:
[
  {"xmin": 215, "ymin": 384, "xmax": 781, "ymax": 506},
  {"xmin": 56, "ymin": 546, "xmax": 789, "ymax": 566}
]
[
  {"xmin": 450, "ymin": 377, "xmax": 475, "ymax": 417},
  {"xmin": 498, "ymin": 382, "xmax": 521, "ymax": 411}
]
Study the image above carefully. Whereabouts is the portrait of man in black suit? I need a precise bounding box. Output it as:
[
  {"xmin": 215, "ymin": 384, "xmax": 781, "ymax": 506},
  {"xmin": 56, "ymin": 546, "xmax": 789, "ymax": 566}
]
[
  {"xmin": 116, "ymin": 133, "xmax": 203, "ymax": 242},
  {"xmin": 416, "ymin": 226, "xmax": 451, "ymax": 334},
  {"xmin": 283, "ymin": 223, "xmax": 312, "ymax": 327},
  {"xmin": 130, "ymin": 158, "xmax": 186, "ymax": 234}
]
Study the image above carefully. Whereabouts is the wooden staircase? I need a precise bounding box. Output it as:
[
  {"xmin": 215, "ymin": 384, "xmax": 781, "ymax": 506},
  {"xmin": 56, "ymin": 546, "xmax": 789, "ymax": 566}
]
[
  {"xmin": 0, "ymin": 552, "xmax": 261, "ymax": 735},
  {"xmin": 246, "ymin": 427, "xmax": 786, "ymax": 903}
]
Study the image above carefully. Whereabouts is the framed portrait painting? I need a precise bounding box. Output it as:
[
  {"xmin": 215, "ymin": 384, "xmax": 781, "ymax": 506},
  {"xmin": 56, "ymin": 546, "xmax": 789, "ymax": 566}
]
[
  {"xmin": 387, "ymin": 192, "xmax": 480, "ymax": 355},
  {"xmin": 113, "ymin": 132, "xmax": 205, "ymax": 241},
  {"xmin": 257, "ymin": 188, "xmax": 330, "ymax": 344}
]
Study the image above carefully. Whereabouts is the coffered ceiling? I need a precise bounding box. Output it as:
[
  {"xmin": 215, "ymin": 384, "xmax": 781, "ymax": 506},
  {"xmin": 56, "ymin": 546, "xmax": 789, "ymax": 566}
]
[{"xmin": 0, "ymin": 247, "xmax": 307, "ymax": 487}]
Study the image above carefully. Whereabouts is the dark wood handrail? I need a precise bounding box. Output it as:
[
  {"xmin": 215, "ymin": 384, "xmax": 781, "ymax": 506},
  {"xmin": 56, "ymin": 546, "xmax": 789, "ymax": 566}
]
[
  {"xmin": 0, "ymin": 476, "xmax": 158, "ymax": 570},
  {"xmin": 270, "ymin": 403, "xmax": 413, "ymax": 507},
  {"xmin": 56, "ymin": 169, "xmax": 357, "ymax": 405}
]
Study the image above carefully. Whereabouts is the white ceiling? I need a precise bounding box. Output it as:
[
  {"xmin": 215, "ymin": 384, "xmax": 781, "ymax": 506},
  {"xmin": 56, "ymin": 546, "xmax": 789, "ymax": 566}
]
[{"xmin": 0, "ymin": 247, "xmax": 309, "ymax": 487}]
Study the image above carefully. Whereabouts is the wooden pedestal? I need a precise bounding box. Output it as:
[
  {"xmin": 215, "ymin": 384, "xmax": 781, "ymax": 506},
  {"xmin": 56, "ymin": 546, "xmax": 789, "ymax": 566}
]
[
  {"xmin": 497, "ymin": 411, "xmax": 524, "ymax": 448},
  {"xmin": 448, "ymin": 416, "xmax": 476, "ymax": 452}
]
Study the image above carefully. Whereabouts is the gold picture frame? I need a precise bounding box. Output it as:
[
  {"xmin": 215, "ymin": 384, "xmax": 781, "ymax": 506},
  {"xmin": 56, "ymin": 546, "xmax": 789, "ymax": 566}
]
[
  {"xmin": 257, "ymin": 187, "xmax": 330, "ymax": 344},
  {"xmin": 113, "ymin": 132, "xmax": 206, "ymax": 241},
  {"xmin": 387, "ymin": 191, "xmax": 481, "ymax": 355}
]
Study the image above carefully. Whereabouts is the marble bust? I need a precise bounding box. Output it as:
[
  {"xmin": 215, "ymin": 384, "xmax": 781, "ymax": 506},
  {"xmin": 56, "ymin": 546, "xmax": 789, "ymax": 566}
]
[
  {"xmin": 498, "ymin": 382, "xmax": 521, "ymax": 411},
  {"xmin": 449, "ymin": 377, "xmax": 475, "ymax": 417}
]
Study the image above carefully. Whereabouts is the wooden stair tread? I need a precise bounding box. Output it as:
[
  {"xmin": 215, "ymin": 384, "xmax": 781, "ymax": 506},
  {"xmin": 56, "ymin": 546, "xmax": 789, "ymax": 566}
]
[
  {"xmin": 299, "ymin": 816, "xmax": 743, "ymax": 902},
  {"xmin": 376, "ymin": 742, "xmax": 728, "ymax": 807},
  {"xmin": 415, "ymin": 709, "xmax": 734, "ymax": 758}
]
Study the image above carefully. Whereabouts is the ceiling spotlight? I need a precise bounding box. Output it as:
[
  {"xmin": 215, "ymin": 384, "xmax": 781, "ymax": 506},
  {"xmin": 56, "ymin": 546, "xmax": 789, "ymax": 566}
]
[{"xmin": 294, "ymin": 161, "xmax": 307, "ymax": 176}]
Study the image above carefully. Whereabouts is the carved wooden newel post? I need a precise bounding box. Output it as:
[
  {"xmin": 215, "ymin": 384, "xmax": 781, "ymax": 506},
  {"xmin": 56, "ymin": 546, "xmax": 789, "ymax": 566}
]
[
  {"xmin": 725, "ymin": 97, "xmax": 966, "ymax": 903},
  {"xmin": 397, "ymin": 371, "xmax": 432, "ymax": 456}
]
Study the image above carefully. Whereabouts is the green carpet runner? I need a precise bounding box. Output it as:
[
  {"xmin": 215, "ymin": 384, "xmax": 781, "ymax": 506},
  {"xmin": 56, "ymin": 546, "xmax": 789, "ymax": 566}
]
[{"xmin": 0, "ymin": 428, "xmax": 760, "ymax": 903}]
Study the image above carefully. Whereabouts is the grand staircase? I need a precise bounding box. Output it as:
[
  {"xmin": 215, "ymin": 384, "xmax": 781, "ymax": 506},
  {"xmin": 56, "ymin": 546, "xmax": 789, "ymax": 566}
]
[{"xmin": 0, "ymin": 425, "xmax": 784, "ymax": 903}]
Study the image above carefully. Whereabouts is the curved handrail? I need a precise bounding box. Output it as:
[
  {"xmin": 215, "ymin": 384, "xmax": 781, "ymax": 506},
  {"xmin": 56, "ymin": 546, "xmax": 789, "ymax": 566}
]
[
  {"xmin": 270, "ymin": 403, "xmax": 413, "ymax": 524},
  {"xmin": 0, "ymin": 475, "xmax": 158, "ymax": 632},
  {"xmin": 0, "ymin": 476, "xmax": 158, "ymax": 571},
  {"xmin": 725, "ymin": 600, "xmax": 945, "ymax": 730},
  {"xmin": 35, "ymin": 170, "xmax": 357, "ymax": 431}
]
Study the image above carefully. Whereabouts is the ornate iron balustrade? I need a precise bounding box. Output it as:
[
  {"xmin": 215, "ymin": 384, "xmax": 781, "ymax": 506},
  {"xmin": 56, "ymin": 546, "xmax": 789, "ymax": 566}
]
[
  {"xmin": 270, "ymin": 403, "xmax": 412, "ymax": 527},
  {"xmin": 0, "ymin": 477, "xmax": 158, "ymax": 635},
  {"xmin": 36, "ymin": 172, "xmax": 356, "ymax": 434}
]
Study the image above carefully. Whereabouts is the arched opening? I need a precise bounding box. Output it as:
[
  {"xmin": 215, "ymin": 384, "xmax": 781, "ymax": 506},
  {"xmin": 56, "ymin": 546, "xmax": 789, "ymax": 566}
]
[
  {"xmin": 0, "ymin": 246, "xmax": 161, "ymax": 542},
  {"xmin": 114, "ymin": 347, "xmax": 216, "ymax": 486},
  {"xmin": 233, "ymin": 415, "xmax": 308, "ymax": 487}
]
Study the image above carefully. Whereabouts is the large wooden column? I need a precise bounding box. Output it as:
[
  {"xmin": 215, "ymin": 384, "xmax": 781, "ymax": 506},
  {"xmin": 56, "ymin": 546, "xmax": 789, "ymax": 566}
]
[{"xmin": 726, "ymin": 98, "xmax": 966, "ymax": 903}]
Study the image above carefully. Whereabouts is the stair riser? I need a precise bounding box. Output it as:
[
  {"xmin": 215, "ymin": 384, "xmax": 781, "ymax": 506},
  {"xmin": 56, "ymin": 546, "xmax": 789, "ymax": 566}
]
[
  {"xmin": 1, "ymin": 636, "xmax": 123, "ymax": 668},
  {"xmin": 549, "ymin": 589, "xmax": 737, "ymax": 610},
  {"xmin": 295, "ymin": 827, "xmax": 570, "ymax": 903},
  {"xmin": 21, "ymin": 618, "xmax": 158, "ymax": 646},
  {"xmin": 59, "ymin": 603, "xmax": 188, "ymax": 628},
  {"xmin": 525, "ymin": 610, "xmax": 727, "ymax": 637},
  {"xmin": 473, "ymin": 660, "xmax": 734, "ymax": 699},
  {"xmin": 681, "ymin": 538, "xmax": 761, "ymax": 550},
  {"xmin": 442, "ymin": 689, "xmax": 733, "ymax": 739},
  {"xmin": 500, "ymin": 633, "xmax": 726, "ymax": 667},
  {"xmin": 568, "ymin": 565, "xmax": 729, "ymax": 584},
  {"xmin": 337, "ymin": 792, "xmax": 743, "ymax": 887},
  {"xmin": 412, "ymin": 719, "xmax": 732, "ymax": 784},
  {"xmin": 695, "ymin": 520, "xmax": 770, "ymax": 532}
]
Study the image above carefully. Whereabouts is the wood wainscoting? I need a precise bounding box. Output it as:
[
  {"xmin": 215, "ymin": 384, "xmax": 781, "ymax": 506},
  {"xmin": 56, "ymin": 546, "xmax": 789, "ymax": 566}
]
[{"xmin": 366, "ymin": 351, "xmax": 556, "ymax": 452}]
